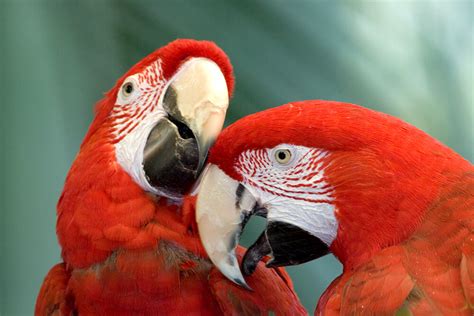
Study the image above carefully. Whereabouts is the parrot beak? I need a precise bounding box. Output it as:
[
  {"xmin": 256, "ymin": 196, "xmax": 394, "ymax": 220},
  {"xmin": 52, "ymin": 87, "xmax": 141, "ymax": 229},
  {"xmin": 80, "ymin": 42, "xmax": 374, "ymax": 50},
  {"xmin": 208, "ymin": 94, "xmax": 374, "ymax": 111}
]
[
  {"xmin": 196, "ymin": 164, "xmax": 330, "ymax": 288},
  {"xmin": 143, "ymin": 58, "xmax": 229, "ymax": 198}
]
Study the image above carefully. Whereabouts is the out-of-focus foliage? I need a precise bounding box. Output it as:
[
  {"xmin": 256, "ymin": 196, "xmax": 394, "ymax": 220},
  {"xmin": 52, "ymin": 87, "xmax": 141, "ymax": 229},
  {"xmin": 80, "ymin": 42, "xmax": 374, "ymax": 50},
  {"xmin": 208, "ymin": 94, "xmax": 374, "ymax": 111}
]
[{"xmin": 1, "ymin": 1, "xmax": 472, "ymax": 314}]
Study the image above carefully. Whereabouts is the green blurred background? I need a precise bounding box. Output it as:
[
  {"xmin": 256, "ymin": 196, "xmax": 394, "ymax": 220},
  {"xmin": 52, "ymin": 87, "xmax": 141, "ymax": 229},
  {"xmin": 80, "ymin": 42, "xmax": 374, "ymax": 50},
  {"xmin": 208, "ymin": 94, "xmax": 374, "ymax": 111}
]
[{"xmin": 1, "ymin": 0, "xmax": 473, "ymax": 315}]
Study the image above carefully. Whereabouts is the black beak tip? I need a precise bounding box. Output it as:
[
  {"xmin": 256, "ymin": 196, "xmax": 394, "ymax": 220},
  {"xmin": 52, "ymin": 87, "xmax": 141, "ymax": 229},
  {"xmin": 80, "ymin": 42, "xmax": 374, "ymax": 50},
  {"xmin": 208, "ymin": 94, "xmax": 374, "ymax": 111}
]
[
  {"xmin": 241, "ymin": 255, "xmax": 258, "ymax": 276},
  {"xmin": 241, "ymin": 231, "xmax": 272, "ymax": 277}
]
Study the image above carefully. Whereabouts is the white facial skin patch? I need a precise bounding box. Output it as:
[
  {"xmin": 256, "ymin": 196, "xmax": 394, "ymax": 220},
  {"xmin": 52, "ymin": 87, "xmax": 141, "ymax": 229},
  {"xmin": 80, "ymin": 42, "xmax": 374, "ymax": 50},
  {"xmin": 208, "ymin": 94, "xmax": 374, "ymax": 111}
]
[
  {"xmin": 113, "ymin": 59, "xmax": 167, "ymax": 195},
  {"xmin": 112, "ymin": 57, "xmax": 229, "ymax": 197},
  {"xmin": 236, "ymin": 144, "xmax": 338, "ymax": 246}
]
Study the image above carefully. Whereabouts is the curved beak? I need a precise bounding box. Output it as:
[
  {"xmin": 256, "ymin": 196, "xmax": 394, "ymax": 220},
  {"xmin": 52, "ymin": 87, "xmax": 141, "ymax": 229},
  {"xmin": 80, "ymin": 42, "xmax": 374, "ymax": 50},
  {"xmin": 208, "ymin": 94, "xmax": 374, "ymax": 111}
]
[
  {"xmin": 196, "ymin": 164, "xmax": 330, "ymax": 289},
  {"xmin": 196, "ymin": 165, "xmax": 256, "ymax": 289},
  {"xmin": 143, "ymin": 58, "xmax": 229, "ymax": 198}
]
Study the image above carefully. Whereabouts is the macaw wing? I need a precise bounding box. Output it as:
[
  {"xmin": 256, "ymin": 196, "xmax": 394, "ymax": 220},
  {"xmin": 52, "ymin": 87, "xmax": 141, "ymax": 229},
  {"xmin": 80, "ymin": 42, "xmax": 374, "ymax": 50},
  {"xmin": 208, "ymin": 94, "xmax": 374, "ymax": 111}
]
[
  {"xmin": 403, "ymin": 171, "xmax": 474, "ymax": 315},
  {"xmin": 209, "ymin": 246, "xmax": 307, "ymax": 316},
  {"xmin": 458, "ymin": 173, "xmax": 474, "ymax": 310},
  {"xmin": 318, "ymin": 245, "xmax": 456, "ymax": 316},
  {"xmin": 461, "ymin": 234, "xmax": 474, "ymax": 310},
  {"xmin": 319, "ymin": 172, "xmax": 474, "ymax": 316},
  {"xmin": 325, "ymin": 247, "xmax": 414, "ymax": 316},
  {"xmin": 35, "ymin": 263, "xmax": 73, "ymax": 316}
]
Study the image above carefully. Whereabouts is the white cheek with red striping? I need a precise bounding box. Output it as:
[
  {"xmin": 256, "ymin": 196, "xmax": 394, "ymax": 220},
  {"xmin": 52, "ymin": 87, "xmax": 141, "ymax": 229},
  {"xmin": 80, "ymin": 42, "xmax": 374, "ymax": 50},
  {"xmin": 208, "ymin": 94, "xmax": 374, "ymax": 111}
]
[
  {"xmin": 236, "ymin": 144, "xmax": 338, "ymax": 246},
  {"xmin": 113, "ymin": 59, "xmax": 168, "ymax": 194}
]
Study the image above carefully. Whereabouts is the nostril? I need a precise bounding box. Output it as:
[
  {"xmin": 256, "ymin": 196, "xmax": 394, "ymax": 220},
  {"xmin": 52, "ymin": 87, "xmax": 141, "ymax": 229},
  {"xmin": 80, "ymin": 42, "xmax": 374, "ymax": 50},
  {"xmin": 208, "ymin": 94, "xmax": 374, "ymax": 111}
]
[{"xmin": 169, "ymin": 117, "xmax": 195, "ymax": 139}]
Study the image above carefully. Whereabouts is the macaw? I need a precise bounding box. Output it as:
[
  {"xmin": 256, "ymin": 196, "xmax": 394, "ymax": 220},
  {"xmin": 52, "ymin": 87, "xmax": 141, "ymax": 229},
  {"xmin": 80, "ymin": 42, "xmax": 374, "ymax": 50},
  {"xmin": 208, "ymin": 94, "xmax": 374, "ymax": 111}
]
[
  {"xmin": 195, "ymin": 100, "xmax": 474, "ymax": 315},
  {"xmin": 35, "ymin": 40, "xmax": 306, "ymax": 315}
]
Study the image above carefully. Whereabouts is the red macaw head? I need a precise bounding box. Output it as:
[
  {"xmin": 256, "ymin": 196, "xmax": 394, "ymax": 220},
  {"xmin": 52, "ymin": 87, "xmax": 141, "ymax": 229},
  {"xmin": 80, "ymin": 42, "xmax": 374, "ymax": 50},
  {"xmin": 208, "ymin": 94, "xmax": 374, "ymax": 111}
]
[
  {"xmin": 58, "ymin": 39, "xmax": 233, "ymax": 267},
  {"xmin": 195, "ymin": 100, "xmax": 469, "ymax": 287},
  {"xmin": 81, "ymin": 39, "xmax": 233, "ymax": 198}
]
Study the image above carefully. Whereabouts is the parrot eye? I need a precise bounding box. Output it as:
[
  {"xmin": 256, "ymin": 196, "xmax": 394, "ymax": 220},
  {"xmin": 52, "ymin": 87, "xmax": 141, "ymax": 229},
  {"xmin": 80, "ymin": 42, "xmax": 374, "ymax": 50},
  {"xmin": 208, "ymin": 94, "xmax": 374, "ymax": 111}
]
[
  {"xmin": 122, "ymin": 82, "xmax": 134, "ymax": 96},
  {"xmin": 274, "ymin": 149, "xmax": 292, "ymax": 165},
  {"xmin": 116, "ymin": 76, "xmax": 140, "ymax": 105}
]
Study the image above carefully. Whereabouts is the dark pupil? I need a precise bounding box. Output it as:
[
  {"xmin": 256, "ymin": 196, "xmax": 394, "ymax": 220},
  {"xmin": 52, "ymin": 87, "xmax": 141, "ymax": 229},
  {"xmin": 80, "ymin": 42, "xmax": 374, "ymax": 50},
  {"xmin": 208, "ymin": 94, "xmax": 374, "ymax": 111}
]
[
  {"xmin": 278, "ymin": 151, "xmax": 287, "ymax": 160},
  {"xmin": 124, "ymin": 83, "xmax": 133, "ymax": 94}
]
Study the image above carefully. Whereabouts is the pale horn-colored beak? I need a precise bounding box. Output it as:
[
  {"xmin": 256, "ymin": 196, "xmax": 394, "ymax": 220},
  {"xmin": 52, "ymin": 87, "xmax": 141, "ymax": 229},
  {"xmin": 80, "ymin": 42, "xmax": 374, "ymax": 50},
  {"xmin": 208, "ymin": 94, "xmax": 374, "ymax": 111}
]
[
  {"xmin": 143, "ymin": 58, "xmax": 229, "ymax": 197},
  {"xmin": 164, "ymin": 57, "xmax": 229, "ymax": 173},
  {"xmin": 196, "ymin": 164, "xmax": 257, "ymax": 289}
]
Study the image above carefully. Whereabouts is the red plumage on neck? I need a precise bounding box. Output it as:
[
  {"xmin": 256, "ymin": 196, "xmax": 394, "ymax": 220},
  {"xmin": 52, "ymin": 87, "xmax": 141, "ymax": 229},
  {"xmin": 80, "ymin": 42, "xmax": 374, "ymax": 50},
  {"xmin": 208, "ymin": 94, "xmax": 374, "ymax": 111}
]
[
  {"xmin": 57, "ymin": 125, "xmax": 205, "ymax": 268},
  {"xmin": 209, "ymin": 100, "xmax": 472, "ymax": 270}
]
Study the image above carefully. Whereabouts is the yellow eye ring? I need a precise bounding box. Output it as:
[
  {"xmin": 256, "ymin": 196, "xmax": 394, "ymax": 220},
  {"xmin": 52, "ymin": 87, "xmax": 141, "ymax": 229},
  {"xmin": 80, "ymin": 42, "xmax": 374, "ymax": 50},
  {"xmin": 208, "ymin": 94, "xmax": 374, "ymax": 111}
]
[
  {"xmin": 122, "ymin": 81, "xmax": 134, "ymax": 96},
  {"xmin": 274, "ymin": 149, "xmax": 292, "ymax": 165}
]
